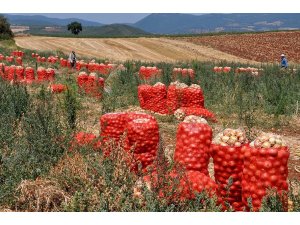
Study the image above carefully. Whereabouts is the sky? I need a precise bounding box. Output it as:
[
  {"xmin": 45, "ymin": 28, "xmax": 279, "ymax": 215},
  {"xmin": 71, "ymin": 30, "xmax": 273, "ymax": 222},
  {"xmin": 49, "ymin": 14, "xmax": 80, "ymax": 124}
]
[
  {"xmin": 9, "ymin": 13, "xmax": 151, "ymax": 24},
  {"xmin": 9, "ymin": 13, "xmax": 205, "ymax": 24}
]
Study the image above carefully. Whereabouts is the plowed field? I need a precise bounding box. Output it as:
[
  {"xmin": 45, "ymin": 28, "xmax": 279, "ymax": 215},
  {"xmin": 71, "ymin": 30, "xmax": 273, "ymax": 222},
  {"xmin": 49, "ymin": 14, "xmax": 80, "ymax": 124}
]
[{"xmin": 175, "ymin": 31, "xmax": 300, "ymax": 63}]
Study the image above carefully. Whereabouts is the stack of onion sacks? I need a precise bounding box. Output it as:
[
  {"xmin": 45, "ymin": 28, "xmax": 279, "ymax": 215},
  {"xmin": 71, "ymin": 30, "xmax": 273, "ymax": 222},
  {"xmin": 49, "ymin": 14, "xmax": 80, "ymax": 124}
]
[
  {"xmin": 25, "ymin": 67, "xmax": 35, "ymax": 83},
  {"xmin": 166, "ymin": 81, "xmax": 188, "ymax": 112},
  {"xmin": 174, "ymin": 116, "xmax": 212, "ymax": 176},
  {"xmin": 242, "ymin": 132, "xmax": 289, "ymax": 211},
  {"xmin": 37, "ymin": 67, "xmax": 47, "ymax": 81},
  {"xmin": 211, "ymin": 128, "xmax": 248, "ymax": 211},
  {"xmin": 124, "ymin": 116, "xmax": 159, "ymax": 173},
  {"xmin": 100, "ymin": 112, "xmax": 159, "ymax": 173},
  {"xmin": 137, "ymin": 82, "xmax": 169, "ymax": 114}
]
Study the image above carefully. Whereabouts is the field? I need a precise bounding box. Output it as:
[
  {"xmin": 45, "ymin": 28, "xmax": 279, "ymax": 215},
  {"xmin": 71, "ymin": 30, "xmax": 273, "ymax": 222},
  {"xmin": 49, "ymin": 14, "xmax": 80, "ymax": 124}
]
[
  {"xmin": 14, "ymin": 36, "xmax": 257, "ymax": 63},
  {"xmin": 174, "ymin": 31, "xmax": 300, "ymax": 63},
  {"xmin": 0, "ymin": 33, "xmax": 300, "ymax": 212}
]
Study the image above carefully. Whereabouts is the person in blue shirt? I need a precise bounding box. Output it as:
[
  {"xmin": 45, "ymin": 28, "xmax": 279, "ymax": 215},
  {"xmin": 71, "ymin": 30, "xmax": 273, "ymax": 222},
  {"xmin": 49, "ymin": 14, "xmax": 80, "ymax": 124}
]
[{"xmin": 280, "ymin": 54, "xmax": 288, "ymax": 69}]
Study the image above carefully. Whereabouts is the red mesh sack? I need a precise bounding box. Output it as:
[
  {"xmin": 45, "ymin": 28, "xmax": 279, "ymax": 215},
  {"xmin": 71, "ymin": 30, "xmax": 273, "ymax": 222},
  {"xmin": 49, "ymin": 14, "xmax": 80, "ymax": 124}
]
[
  {"xmin": 37, "ymin": 67, "xmax": 47, "ymax": 81},
  {"xmin": 6, "ymin": 56, "xmax": 14, "ymax": 62},
  {"xmin": 181, "ymin": 86, "xmax": 204, "ymax": 108},
  {"xmin": 125, "ymin": 117, "xmax": 159, "ymax": 172},
  {"xmin": 139, "ymin": 66, "xmax": 159, "ymax": 80},
  {"xmin": 172, "ymin": 68, "xmax": 195, "ymax": 80},
  {"xmin": 85, "ymin": 75, "xmax": 103, "ymax": 98},
  {"xmin": 47, "ymin": 56, "xmax": 57, "ymax": 64},
  {"xmin": 166, "ymin": 84, "xmax": 185, "ymax": 113},
  {"xmin": 213, "ymin": 67, "xmax": 223, "ymax": 73},
  {"xmin": 242, "ymin": 145, "xmax": 289, "ymax": 211},
  {"xmin": 174, "ymin": 119, "xmax": 212, "ymax": 175},
  {"xmin": 211, "ymin": 128, "xmax": 248, "ymax": 211},
  {"xmin": 4, "ymin": 65, "xmax": 15, "ymax": 81},
  {"xmin": 211, "ymin": 144, "xmax": 245, "ymax": 211},
  {"xmin": 60, "ymin": 59, "xmax": 68, "ymax": 67},
  {"xmin": 77, "ymin": 72, "xmax": 89, "ymax": 91},
  {"xmin": 76, "ymin": 62, "xmax": 81, "ymax": 71},
  {"xmin": 100, "ymin": 112, "xmax": 156, "ymax": 157},
  {"xmin": 178, "ymin": 106, "xmax": 216, "ymax": 121},
  {"xmin": 138, "ymin": 83, "xmax": 169, "ymax": 114},
  {"xmin": 16, "ymin": 57, "xmax": 22, "ymax": 65},
  {"xmin": 98, "ymin": 63, "xmax": 112, "ymax": 75},
  {"xmin": 0, "ymin": 63, "xmax": 4, "ymax": 78},
  {"xmin": 125, "ymin": 112, "xmax": 154, "ymax": 122},
  {"xmin": 142, "ymin": 170, "xmax": 217, "ymax": 202},
  {"xmin": 15, "ymin": 66, "xmax": 25, "ymax": 81},
  {"xmin": 100, "ymin": 112, "xmax": 154, "ymax": 142},
  {"xmin": 223, "ymin": 67, "xmax": 231, "ymax": 73},
  {"xmin": 0, "ymin": 54, "xmax": 4, "ymax": 61},
  {"xmin": 87, "ymin": 62, "xmax": 97, "ymax": 72},
  {"xmin": 50, "ymin": 84, "xmax": 66, "ymax": 93},
  {"xmin": 100, "ymin": 112, "xmax": 128, "ymax": 143},
  {"xmin": 25, "ymin": 67, "xmax": 35, "ymax": 83},
  {"xmin": 46, "ymin": 68, "xmax": 55, "ymax": 81}
]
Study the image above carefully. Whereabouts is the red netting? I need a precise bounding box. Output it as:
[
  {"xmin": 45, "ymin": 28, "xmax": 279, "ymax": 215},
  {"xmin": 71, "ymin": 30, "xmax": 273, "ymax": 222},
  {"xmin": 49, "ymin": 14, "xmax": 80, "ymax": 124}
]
[
  {"xmin": 137, "ymin": 84, "xmax": 169, "ymax": 114},
  {"xmin": 50, "ymin": 84, "xmax": 66, "ymax": 93},
  {"xmin": 174, "ymin": 121, "xmax": 212, "ymax": 175},
  {"xmin": 211, "ymin": 144, "xmax": 245, "ymax": 211},
  {"xmin": 241, "ymin": 146, "xmax": 289, "ymax": 211}
]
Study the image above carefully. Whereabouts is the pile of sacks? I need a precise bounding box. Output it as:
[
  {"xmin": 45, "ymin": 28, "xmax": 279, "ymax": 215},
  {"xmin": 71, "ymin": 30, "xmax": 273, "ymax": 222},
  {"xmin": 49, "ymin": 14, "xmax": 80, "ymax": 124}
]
[{"xmin": 138, "ymin": 81, "xmax": 216, "ymax": 121}]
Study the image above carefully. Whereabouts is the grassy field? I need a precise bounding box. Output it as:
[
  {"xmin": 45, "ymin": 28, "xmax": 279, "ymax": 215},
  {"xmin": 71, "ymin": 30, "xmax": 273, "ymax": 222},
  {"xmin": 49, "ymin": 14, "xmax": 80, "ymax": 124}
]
[{"xmin": 0, "ymin": 39, "xmax": 299, "ymax": 212}]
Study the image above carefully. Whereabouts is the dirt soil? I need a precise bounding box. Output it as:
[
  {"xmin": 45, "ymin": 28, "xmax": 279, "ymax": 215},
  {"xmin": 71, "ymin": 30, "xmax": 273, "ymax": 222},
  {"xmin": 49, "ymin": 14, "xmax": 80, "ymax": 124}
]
[{"xmin": 15, "ymin": 36, "xmax": 258, "ymax": 64}]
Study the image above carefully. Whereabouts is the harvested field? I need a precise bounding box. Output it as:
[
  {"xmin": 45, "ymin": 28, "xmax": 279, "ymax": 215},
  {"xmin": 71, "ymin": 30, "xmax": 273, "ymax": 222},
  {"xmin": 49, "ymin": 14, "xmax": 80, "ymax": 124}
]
[
  {"xmin": 174, "ymin": 31, "xmax": 300, "ymax": 63},
  {"xmin": 15, "ymin": 36, "xmax": 257, "ymax": 63}
]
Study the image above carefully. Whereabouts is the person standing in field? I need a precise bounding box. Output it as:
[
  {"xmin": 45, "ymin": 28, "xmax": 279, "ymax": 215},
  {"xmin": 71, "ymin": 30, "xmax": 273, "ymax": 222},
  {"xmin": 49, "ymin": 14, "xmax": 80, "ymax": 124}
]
[
  {"xmin": 68, "ymin": 51, "xmax": 77, "ymax": 69},
  {"xmin": 280, "ymin": 54, "xmax": 288, "ymax": 69}
]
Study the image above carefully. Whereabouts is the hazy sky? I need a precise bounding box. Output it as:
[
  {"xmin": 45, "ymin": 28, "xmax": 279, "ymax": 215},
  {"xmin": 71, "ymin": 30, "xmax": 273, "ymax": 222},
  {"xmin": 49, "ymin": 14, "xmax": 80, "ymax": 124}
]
[
  {"xmin": 9, "ymin": 13, "xmax": 205, "ymax": 24},
  {"xmin": 10, "ymin": 13, "xmax": 151, "ymax": 24}
]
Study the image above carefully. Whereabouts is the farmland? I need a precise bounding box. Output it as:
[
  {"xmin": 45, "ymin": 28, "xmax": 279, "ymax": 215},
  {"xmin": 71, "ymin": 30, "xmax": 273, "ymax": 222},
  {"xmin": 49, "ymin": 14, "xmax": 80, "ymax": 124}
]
[
  {"xmin": 14, "ymin": 36, "xmax": 257, "ymax": 63},
  {"xmin": 175, "ymin": 31, "xmax": 300, "ymax": 64},
  {"xmin": 0, "ymin": 34, "xmax": 300, "ymax": 212}
]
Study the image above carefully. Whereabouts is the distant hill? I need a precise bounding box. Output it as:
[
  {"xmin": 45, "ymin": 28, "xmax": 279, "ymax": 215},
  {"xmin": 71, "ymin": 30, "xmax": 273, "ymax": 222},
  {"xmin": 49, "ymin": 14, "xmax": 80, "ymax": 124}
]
[
  {"xmin": 3, "ymin": 14, "xmax": 103, "ymax": 26},
  {"xmin": 24, "ymin": 24, "xmax": 150, "ymax": 37},
  {"xmin": 134, "ymin": 13, "xmax": 300, "ymax": 34},
  {"xmin": 5, "ymin": 13, "xmax": 300, "ymax": 37}
]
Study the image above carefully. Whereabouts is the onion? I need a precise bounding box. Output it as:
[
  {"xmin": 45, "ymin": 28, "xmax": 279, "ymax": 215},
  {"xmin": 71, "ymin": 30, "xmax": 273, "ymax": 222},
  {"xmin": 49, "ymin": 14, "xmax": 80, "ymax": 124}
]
[
  {"xmin": 251, "ymin": 132, "xmax": 286, "ymax": 148},
  {"xmin": 213, "ymin": 128, "xmax": 247, "ymax": 146},
  {"xmin": 174, "ymin": 108, "xmax": 185, "ymax": 121},
  {"xmin": 183, "ymin": 115, "xmax": 207, "ymax": 124},
  {"xmin": 153, "ymin": 82, "xmax": 165, "ymax": 87}
]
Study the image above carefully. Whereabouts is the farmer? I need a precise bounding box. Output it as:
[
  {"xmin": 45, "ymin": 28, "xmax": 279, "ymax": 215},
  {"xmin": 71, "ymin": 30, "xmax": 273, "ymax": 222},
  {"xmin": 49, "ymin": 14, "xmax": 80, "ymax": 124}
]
[
  {"xmin": 280, "ymin": 54, "xmax": 288, "ymax": 69},
  {"xmin": 68, "ymin": 51, "xmax": 77, "ymax": 69}
]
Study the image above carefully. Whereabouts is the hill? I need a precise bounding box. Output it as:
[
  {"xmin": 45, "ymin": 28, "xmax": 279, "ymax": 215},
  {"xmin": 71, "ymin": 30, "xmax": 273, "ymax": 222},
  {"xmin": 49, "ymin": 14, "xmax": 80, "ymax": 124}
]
[
  {"xmin": 3, "ymin": 14, "xmax": 103, "ymax": 27},
  {"xmin": 134, "ymin": 13, "xmax": 300, "ymax": 34},
  {"xmin": 23, "ymin": 24, "xmax": 150, "ymax": 37}
]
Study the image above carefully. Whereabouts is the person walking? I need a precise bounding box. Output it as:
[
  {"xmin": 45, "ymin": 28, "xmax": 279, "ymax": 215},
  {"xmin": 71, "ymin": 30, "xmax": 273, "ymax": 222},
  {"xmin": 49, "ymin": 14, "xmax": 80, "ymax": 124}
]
[
  {"xmin": 68, "ymin": 51, "xmax": 77, "ymax": 69},
  {"xmin": 280, "ymin": 54, "xmax": 288, "ymax": 69}
]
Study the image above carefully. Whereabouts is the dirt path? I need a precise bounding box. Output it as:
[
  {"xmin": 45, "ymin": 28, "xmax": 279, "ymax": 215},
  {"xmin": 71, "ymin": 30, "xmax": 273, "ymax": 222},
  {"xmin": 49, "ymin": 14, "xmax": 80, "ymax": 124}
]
[{"xmin": 15, "ymin": 36, "xmax": 258, "ymax": 64}]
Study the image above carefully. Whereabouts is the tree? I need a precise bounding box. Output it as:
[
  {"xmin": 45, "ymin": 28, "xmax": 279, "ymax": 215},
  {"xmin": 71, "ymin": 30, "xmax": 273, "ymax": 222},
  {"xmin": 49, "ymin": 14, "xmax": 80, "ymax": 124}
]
[
  {"xmin": 0, "ymin": 15, "xmax": 14, "ymax": 40},
  {"xmin": 67, "ymin": 22, "xmax": 82, "ymax": 35}
]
